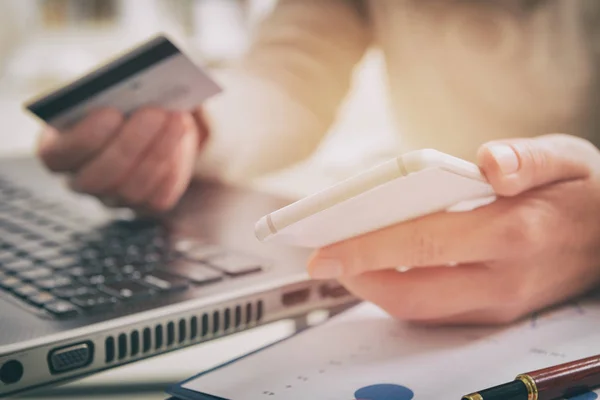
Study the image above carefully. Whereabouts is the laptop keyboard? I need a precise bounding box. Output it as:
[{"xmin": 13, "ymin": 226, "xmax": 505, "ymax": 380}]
[{"xmin": 0, "ymin": 177, "xmax": 265, "ymax": 320}]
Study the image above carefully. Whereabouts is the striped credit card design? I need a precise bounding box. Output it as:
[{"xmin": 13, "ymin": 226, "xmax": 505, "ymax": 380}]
[{"xmin": 25, "ymin": 34, "xmax": 221, "ymax": 130}]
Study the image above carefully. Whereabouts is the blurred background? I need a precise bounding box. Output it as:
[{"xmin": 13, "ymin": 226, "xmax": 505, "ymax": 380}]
[{"xmin": 0, "ymin": 0, "xmax": 398, "ymax": 199}]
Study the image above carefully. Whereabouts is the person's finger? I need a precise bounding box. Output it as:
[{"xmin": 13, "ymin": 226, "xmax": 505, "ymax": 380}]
[
  {"xmin": 306, "ymin": 195, "xmax": 537, "ymax": 278},
  {"xmin": 477, "ymin": 133, "xmax": 599, "ymax": 197},
  {"xmin": 146, "ymin": 122, "xmax": 199, "ymax": 211},
  {"xmin": 37, "ymin": 108, "xmax": 123, "ymax": 172},
  {"xmin": 337, "ymin": 264, "xmax": 514, "ymax": 321},
  {"xmin": 72, "ymin": 107, "xmax": 169, "ymax": 195},
  {"xmin": 114, "ymin": 112, "xmax": 194, "ymax": 206}
]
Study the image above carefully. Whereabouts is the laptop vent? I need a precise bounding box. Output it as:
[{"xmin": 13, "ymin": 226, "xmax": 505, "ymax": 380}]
[{"xmin": 104, "ymin": 300, "xmax": 264, "ymax": 365}]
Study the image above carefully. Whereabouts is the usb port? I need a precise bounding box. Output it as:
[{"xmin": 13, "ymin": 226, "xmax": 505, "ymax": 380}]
[
  {"xmin": 281, "ymin": 288, "xmax": 311, "ymax": 306},
  {"xmin": 319, "ymin": 283, "xmax": 350, "ymax": 299}
]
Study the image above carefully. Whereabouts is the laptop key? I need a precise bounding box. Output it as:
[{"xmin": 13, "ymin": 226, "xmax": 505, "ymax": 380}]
[
  {"xmin": 13, "ymin": 240, "xmax": 48, "ymax": 254},
  {"xmin": 119, "ymin": 264, "xmax": 138, "ymax": 275},
  {"xmin": 143, "ymin": 252, "xmax": 161, "ymax": 265},
  {"xmin": 52, "ymin": 285, "xmax": 93, "ymax": 298},
  {"xmin": 0, "ymin": 276, "xmax": 23, "ymax": 289},
  {"xmin": 79, "ymin": 274, "xmax": 108, "ymax": 286},
  {"xmin": 35, "ymin": 275, "xmax": 73, "ymax": 290},
  {"xmin": 142, "ymin": 271, "xmax": 189, "ymax": 292},
  {"xmin": 44, "ymin": 300, "xmax": 79, "ymax": 318},
  {"xmin": 162, "ymin": 261, "xmax": 223, "ymax": 284},
  {"xmin": 57, "ymin": 243, "xmax": 82, "ymax": 254},
  {"xmin": 13, "ymin": 284, "xmax": 39, "ymax": 298},
  {"xmin": 205, "ymin": 253, "xmax": 263, "ymax": 276},
  {"xmin": 68, "ymin": 265, "xmax": 104, "ymax": 278},
  {"xmin": 3, "ymin": 259, "xmax": 36, "ymax": 273},
  {"xmin": 28, "ymin": 291, "xmax": 57, "ymax": 306},
  {"xmin": 30, "ymin": 247, "xmax": 64, "ymax": 260},
  {"xmin": 0, "ymin": 250, "xmax": 16, "ymax": 262},
  {"xmin": 178, "ymin": 242, "xmax": 222, "ymax": 261},
  {"xmin": 101, "ymin": 256, "xmax": 118, "ymax": 269},
  {"xmin": 71, "ymin": 293, "xmax": 117, "ymax": 310},
  {"xmin": 1, "ymin": 232, "xmax": 27, "ymax": 246},
  {"xmin": 19, "ymin": 267, "xmax": 53, "ymax": 281},
  {"xmin": 47, "ymin": 256, "xmax": 78, "ymax": 269},
  {"xmin": 75, "ymin": 247, "xmax": 101, "ymax": 260},
  {"xmin": 100, "ymin": 280, "xmax": 153, "ymax": 300}
]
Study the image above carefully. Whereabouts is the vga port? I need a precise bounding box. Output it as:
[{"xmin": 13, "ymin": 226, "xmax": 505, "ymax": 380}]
[{"xmin": 48, "ymin": 341, "xmax": 94, "ymax": 374}]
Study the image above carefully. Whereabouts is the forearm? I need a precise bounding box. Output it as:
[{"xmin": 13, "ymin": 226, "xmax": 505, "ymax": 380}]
[
  {"xmin": 193, "ymin": 67, "xmax": 332, "ymax": 182},
  {"xmin": 194, "ymin": 0, "xmax": 371, "ymax": 183}
]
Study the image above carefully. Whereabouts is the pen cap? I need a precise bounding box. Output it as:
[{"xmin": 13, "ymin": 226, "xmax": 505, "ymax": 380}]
[{"xmin": 525, "ymin": 354, "xmax": 600, "ymax": 400}]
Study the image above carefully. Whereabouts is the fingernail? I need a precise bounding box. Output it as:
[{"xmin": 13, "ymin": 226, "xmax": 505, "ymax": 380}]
[
  {"xmin": 488, "ymin": 144, "xmax": 519, "ymax": 175},
  {"xmin": 309, "ymin": 259, "xmax": 343, "ymax": 279}
]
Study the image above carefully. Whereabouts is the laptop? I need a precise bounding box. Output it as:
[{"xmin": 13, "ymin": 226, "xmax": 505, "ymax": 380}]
[{"xmin": 0, "ymin": 155, "xmax": 357, "ymax": 398}]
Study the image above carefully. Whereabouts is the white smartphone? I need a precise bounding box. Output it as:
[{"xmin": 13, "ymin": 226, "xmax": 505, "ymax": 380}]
[{"xmin": 255, "ymin": 149, "xmax": 497, "ymax": 248}]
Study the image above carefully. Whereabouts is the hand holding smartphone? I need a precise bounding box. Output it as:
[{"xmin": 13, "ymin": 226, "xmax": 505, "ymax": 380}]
[{"xmin": 255, "ymin": 149, "xmax": 496, "ymax": 248}]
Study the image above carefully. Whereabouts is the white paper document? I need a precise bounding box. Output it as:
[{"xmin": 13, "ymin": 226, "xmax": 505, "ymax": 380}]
[{"xmin": 181, "ymin": 295, "xmax": 600, "ymax": 399}]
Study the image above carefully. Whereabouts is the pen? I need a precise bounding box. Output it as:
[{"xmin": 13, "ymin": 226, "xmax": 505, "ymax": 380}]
[{"xmin": 461, "ymin": 353, "xmax": 600, "ymax": 400}]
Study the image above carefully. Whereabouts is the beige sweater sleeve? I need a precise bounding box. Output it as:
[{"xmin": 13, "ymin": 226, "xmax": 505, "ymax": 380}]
[{"xmin": 194, "ymin": 0, "xmax": 371, "ymax": 183}]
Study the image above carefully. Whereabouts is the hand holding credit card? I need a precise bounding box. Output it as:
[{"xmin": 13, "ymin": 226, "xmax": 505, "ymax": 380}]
[
  {"xmin": 25, "ymin": 34, "xmax": 222, "ymax": 130},
  {"xmin": 26, "ymin": 34, "xmax": 222, "ymax": 211}
]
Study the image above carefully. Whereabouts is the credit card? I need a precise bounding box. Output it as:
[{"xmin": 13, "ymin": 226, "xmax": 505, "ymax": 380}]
[{"xmin": 25, "ymin": 34, "xmax": 222, "ymax": 131}]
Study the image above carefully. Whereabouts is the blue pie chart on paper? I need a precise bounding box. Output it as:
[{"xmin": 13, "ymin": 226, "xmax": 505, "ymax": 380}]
[
  {"xmin": 352, "ymin": 384, "xmax": 597, "ymax": 400},
  {"xmin": 569, "ymin": 393, "xmax": 598, "ymax": 400},
  {"xmin": 354, "ymin": 384, "xmax": 414, "ymax": 400}
]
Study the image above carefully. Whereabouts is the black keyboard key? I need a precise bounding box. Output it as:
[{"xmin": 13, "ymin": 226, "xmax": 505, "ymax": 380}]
[
  {"xmin": 124, "ymin": 245, "xmax": 142, "ymax": 257},
  {"xmin": 0, "ymin": 250, "xmax": 16, "ymax": 263},
  {"xmin": 30, "ymin": 247, "xmax": 64, "ymax": 260},
  {"xmin": 120, "ymin": 264, "xmax": 138, "ymax": 275},
  {"xmin": 205, "ymin": 253, "xmax": 263, "ymax": 276},
  {"xmin": 142, "ymin": 272, "xmax": 189, "ymax": 292},
  {"xmin": 21, "ymin": 232, "xmax": 44, "ymax": 242},
  {"xmin": 52, "ymin": 285, "xmax": 93, "ymax": 298},
  {"xmin": 101, "ymin": 257, "xmax": 118, "ymax": 269},
  {"xmin": 104, "ymin": 241, "xmax": 124, "ymax": 255},
  {"xmin": 19, "ymin": 267, "xmax": 53, "ymax": 281},
  {"xmin": 35, "ymin": 276, "xmax": 73, "ymax": 290},
  {"xmin": 67, "ymin": 266, "xmax": 86, "ymax": 278},
  {"xmin": 142, "ymin": 252, "xmax": 161, "ymax": 265},
  {"xmin": 57, "ymin": 243, "xmax": 83, "ymax": 254},
  {"xmin": 68, "ymin": 266, "xmax": 103, "ymax": 278},
  {"xmin": 118, "ymin": 266, "xmax": 143, "ymax": 280},
  {"xmin": 46, "ymin": 256, "xmax": 78, "ymax": 269},
  {"xmin": 28, "ymin": 291, "xmax": 56, "ymax": 306},
  {"xmin": 163, "ymin": 261, "xmax": 223, "ymax": 284},
  {"xmin": 13, "ymin": 284, "xmax": 39, "ymax": 298},
  {"xmin": 0, "ymin": 276, "xmax": 23, "ymax": 289},
  {"xmin": 71, "ymin": 293, "xmax": 116, "ymax": 310},
  {"xmin": 79, "ymin": 274, "xmax": 108, "ymax": 285},
  {"xmin": 44, "ymin": 300, "xmax": 79, "ymax": 318},
  {"xmin": 178, "ymin": 242, "xmax": 222, "ymax": 261},
  {"xmin": 100, "ymin": 280, "xmax": 152, "ymax": 300},
  {"xmin": 64, "ymin": 246, "xmax": 91, "ymax": 258},
  {"xmin": 3, "ymin": 259, "xmax": 35, "ymax": 273},
  {"xmin": 1, "ymin": 232, "xmax": 25, "ymax": 247},
  {"xmin": 12, "ymin": 241, "xmax": 47, "ymax": 254}
]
